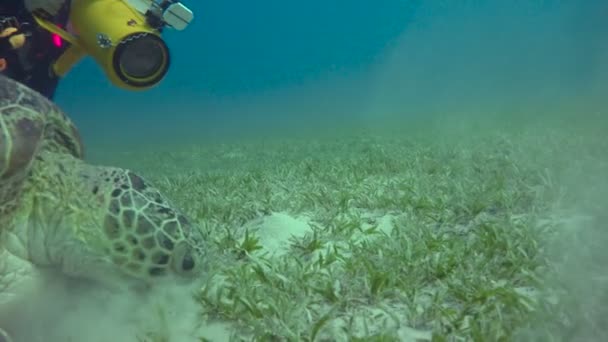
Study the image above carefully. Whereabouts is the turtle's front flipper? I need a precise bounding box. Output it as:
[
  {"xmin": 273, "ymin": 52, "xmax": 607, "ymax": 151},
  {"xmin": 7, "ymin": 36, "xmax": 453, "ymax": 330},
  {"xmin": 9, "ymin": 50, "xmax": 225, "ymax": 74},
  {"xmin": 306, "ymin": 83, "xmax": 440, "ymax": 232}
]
[{"xmin": 25, "ymin": 151, "xmax": 207, "ymax": 285}]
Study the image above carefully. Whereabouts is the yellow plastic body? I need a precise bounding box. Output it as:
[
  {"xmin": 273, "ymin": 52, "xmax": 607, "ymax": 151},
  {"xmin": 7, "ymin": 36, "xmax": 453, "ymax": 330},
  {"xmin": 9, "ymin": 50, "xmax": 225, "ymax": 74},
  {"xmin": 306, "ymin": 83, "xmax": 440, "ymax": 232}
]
[{"xmin": 34, "ymin": 0, "xmax": 168, "ymax": 91}]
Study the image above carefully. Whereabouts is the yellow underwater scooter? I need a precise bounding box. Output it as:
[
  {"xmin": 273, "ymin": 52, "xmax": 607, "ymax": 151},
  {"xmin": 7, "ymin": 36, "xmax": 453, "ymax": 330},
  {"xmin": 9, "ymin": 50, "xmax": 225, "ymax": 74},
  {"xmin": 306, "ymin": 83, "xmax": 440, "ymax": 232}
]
[{"xmin": 31, "ymin": 0, "xmax": 193, "ymax": 90}]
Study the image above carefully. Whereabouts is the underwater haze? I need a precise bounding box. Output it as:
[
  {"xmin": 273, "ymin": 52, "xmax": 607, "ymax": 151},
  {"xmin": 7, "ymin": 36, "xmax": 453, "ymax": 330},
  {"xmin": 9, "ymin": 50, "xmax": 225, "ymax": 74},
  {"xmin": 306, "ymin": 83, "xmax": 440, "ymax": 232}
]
[
  {"xmin": 13, "ymin": 1, "xmax": 608, "ymax": 341},
  {"xmin": 54, "ymin": 0, "xmax": 413, "ymax": 144},
  {"xmin": 54, "ymin": 0, "xmax": 608, "ymax": 146}
]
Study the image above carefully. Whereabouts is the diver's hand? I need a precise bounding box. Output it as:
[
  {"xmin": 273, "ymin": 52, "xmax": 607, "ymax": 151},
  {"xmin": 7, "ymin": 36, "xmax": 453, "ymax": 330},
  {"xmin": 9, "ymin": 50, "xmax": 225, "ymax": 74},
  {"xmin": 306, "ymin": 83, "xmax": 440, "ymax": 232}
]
[
  {"xmin": 0, "ymin": 27, "xmax": 27, "ymax": 72},
  {"xmin": 24, "ymin": 0, "xmax": 67, "ymax": 16},
  {"xmin": 0, "ymin": 27, "xmax": 26, "ymax": 50}
]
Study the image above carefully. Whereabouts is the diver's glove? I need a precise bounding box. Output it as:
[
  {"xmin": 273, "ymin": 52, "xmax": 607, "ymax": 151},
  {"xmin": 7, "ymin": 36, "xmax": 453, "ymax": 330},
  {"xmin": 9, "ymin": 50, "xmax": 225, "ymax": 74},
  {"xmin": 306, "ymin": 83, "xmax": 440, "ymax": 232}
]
[
  {"xmin": 24, "ymin": 0, "xmax": 67, "ymax": 16},
  {"xmin": 0, "ymin": 27, "xmax": 27, "ymax": 51},
  {"xmin": 0, "ymin": 19, "xmax": 28, "ymax": 73},
  {"xmin": 0, "ymin": 15, "xmax": 27, "ymax": 50}
]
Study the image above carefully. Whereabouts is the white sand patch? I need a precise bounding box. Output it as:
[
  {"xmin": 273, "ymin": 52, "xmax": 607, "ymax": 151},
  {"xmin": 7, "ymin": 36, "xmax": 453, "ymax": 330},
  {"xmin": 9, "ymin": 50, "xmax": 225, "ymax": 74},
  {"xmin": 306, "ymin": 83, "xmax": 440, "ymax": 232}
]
[
  {"xmin": 353, "ymin": 212, "xmax": 395, "ymax": 244},
  {"xmin": 243, "ymin": 212, "xmax": 312, "ymax": 256}
]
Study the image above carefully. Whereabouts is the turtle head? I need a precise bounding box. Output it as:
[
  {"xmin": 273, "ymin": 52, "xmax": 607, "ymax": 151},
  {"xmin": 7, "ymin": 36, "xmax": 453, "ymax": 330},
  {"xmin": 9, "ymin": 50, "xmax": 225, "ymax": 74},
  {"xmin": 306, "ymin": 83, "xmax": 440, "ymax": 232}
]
[
  {"xmin": 46, "ymin": 160, "xmax": 207, "ymax": 283},
  {"xmin": 20, "ymin": 149, "xmax": 208, "ymax": 286},
  {"xmin": 92, "ymin": 168, "xmax": 208, "ymax": 282}
]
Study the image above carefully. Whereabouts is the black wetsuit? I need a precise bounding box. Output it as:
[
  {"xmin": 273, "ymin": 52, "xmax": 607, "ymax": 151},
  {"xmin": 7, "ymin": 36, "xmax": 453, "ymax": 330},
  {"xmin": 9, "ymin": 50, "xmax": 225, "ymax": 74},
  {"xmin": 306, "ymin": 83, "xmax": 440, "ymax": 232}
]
[{"xmin": 0, "ymin": 1, "xmax": 69, "ymax": 100}]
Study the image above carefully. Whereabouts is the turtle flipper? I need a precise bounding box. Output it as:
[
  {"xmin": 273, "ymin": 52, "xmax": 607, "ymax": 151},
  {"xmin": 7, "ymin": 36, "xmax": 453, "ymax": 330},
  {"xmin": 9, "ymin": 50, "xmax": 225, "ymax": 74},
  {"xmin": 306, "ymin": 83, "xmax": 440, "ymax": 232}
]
[
  {"xmin": 0, "ymin": 113, "xmax": 43, "ymax": 226},
  {"xmin": 1, "ymin": 73, "xmax": 83, "ymax": 228},
  {"xmin": 0, "ymin": 92, "xmax": 46, "ymax": 228}
]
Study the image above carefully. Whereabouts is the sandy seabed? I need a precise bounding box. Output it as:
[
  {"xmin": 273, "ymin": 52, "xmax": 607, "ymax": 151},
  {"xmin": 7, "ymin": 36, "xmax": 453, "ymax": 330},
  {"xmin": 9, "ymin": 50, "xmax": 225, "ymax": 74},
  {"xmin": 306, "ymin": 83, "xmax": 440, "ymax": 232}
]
[{"xmin": 3, "ymin": 117, "xmax": 608, "ymax": 341}]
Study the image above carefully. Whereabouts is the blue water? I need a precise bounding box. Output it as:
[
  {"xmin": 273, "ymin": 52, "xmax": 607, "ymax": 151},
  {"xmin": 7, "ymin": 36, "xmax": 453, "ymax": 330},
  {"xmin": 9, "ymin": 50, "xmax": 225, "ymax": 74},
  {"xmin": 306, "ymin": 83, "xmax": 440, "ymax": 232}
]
[{"xmin": 54, "ymin": 0, "xmax": 608, "ymax": 146}]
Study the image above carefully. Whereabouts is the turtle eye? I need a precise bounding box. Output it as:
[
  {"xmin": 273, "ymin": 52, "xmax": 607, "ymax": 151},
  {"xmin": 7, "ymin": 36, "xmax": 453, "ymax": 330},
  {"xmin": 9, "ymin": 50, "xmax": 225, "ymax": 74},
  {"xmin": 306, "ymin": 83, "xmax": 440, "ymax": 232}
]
[
  {"xmin": 182, "ymin": 253, "xmax": 195, "ymax": 271},
  {"xmin": 172, "ymin": 241, "xmax": 199, "ymax": 276}
]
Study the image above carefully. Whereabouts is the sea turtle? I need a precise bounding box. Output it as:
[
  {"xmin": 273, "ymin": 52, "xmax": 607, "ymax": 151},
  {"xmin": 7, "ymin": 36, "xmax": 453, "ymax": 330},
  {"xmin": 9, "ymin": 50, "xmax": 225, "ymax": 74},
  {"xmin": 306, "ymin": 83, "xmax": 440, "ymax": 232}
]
[{"xmin": 0, "ymin": 74, "xmax": 207, "ymax": 339}]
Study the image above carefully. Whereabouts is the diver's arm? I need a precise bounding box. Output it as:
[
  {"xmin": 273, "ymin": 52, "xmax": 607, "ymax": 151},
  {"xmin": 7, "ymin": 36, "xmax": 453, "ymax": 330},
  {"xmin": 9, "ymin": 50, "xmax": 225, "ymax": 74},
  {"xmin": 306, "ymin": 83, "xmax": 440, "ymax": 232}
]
[
  {"xmin": 0, "ymin": 18, "xmax": 27, "ymax": 78},
  {"xmin": 0, "ymin": 2, "xmax": 61, "ymax": 99},
  {"xmin": 1, "ymin": 0, "xmax": 29, "ymax": 53}
]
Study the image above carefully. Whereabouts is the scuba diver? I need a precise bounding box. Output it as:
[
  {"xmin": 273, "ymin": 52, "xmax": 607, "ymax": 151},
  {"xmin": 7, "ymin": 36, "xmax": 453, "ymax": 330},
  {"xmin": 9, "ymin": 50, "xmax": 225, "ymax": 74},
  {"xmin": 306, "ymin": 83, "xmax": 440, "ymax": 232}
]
[
  {"xmin": 0, "ymin": 0, "xmax": 193, "ymax": 100},
  {"xmin": 0, "ymin": 0, "xmax": 67, "ymax": 99}
]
